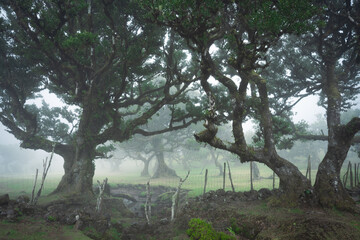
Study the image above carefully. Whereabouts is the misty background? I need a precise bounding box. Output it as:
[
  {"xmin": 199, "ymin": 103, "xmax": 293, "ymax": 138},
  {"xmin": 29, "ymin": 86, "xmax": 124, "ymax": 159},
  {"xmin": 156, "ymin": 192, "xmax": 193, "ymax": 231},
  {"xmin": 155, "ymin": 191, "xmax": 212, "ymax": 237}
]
[{"xmin": 2, "ymin": 91, "xmax": 358, "ymax": 178}]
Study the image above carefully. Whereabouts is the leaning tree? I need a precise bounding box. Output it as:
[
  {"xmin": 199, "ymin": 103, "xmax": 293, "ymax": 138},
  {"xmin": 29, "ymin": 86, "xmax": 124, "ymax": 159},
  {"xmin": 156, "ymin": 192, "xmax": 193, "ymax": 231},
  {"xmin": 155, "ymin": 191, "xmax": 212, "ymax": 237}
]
[
  {"xmin": 259, "ymin": 0, "xmax": 360, "ymax": 207},
  {"xmin": 142, "ymin": 0, "xmax": 360, "ymax": 206},
  {"xmin": 0, "ymin": 0, "xmax": 201, "ymax": 196},
  {"xmin": 140, "ymin": 0, "xmax": 317, "ymax": 196},
  {"xmin": 140, "ymin": 0, "xmax": 360, "ymax": 208}
]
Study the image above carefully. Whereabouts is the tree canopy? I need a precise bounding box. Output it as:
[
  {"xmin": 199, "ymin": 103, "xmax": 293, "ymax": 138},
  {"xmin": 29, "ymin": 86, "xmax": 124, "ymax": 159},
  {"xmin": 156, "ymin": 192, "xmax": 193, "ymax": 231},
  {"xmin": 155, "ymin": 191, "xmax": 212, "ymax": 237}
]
[
  {"xmin": 139, "ymin": 0, "xmax": 360, "ymax": 208},
  {"xmin": 0, "ymin": 0, "xmax": 203, "ymax": 194}
]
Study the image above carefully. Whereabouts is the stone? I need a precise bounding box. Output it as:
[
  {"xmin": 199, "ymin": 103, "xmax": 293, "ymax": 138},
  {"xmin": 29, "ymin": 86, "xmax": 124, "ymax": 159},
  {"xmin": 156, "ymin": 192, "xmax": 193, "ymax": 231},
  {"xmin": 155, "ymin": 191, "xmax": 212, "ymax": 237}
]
[
  {"xmin": 244, "ymin": 190, "xmax": 258, "ymax": 200},
  {"xmin": 16, "ymin": 195, "xmax": 30, "ymax": 204},
  {"xmin": 215, "ymin": 189, "xmax": 226, "ymax": 196},
  {"xmin": 159, "ymin": 218, "xmax": 169, "ymax": 225},
  {"xmin": 258, "ymin": 188, "xmax": 272, "ymax": 199},
  {"xmin": 0, "ymin": 194, "xmax": 10, "ymax": 206},
  {"xmin": 6, "ymin": 208, "xmax": 16, "ymax": 221}
]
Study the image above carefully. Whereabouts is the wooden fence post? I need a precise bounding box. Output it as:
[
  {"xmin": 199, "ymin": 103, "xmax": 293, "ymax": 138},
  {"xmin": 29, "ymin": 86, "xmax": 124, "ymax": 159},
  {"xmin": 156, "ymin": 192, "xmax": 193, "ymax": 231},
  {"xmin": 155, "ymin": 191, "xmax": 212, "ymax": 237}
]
[
  {"xmin": 355, "ymin": 163, "xmax": 358, "ymax": 187},
  {"xmin": 145, "ymin": 179, "xmax": 151, "ymax": 225},
  {"xmin": 250, "ymin": 162, "xmax": 253, "ymax": 191},
  {"xmin": 305, "ymin": 156, "xmax": 312, "ymax": 186},
  {"xmin": 30, "ymin": 169, "xmax": 39, "ymax": 205},
  {"xmin": 350, "ymin": 161, "xmax": 353, "ymax": 189},
  {"xmin": 357, "ymin": 163, "xmax": 360, "ymax": 187},
  {"xmin": 223, "ymin": 162, "xmax": 226, "ymax": 190},
  {"xmin": 203, "ymin": 169, "xmax": 208, "ymax": 196},
  {"xmin": 227, "ymin": 160, "xmax": 235, "ymax": 192},
  {"xmin": 171, "ymin": 171, "xmax": 190, "ymax": 221}
]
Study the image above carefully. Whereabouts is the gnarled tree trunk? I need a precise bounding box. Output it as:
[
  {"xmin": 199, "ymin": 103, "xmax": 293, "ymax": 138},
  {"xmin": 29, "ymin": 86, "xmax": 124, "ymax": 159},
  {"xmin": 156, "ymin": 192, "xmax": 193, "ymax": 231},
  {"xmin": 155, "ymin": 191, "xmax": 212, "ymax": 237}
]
[
  {"xmin": 242, "ymin": 151, "xmax": 310, "ymax": 195},
  {"xmin": 150, "ymin": 136, "xmax": 178, "ymax": 178},
  {"xmin": 313, "ymin": 56, "xmax": 360, "ymax": 208},
  {"xmin": 152, "ymin": 150, "xmax": 178, "ymax": 178},
  {"xmin": 51, "ymin": 144, "xmax": 96, "ymax": 196},
  {"xmin": 314, "ymin": 118, "xmax": 360, "ymax": 208}
]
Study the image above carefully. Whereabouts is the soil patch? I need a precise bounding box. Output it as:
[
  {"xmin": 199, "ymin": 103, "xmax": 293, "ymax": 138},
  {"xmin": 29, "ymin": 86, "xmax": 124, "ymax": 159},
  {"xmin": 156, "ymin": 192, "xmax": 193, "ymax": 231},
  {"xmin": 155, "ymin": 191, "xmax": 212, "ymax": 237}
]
[
  {"xmin": 0, "ymin": 215, "xmax": 91, "ymax": 240},
  {"xmin": 1, "ymin": 186, "xmax": 360, "ymax": 239}
]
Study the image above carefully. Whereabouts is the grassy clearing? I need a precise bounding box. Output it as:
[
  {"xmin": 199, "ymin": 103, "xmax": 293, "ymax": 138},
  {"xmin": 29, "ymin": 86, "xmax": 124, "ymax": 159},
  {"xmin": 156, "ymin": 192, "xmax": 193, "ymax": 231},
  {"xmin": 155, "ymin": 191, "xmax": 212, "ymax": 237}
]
[
  {"xmin": 0, "ymin": 174, "xmax": 62, "ymax": 199},
  {"xmin": 0, "ymin": 163, "xmax": 321, "ymax": 199}
]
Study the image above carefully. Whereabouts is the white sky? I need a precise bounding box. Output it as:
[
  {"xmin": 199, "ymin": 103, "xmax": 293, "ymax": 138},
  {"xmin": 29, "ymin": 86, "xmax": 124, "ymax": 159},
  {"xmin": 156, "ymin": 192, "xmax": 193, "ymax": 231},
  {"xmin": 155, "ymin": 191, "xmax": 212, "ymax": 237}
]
[{"xmin": 292, "ymin": 95, "xmax": 325, "ymax": 123}]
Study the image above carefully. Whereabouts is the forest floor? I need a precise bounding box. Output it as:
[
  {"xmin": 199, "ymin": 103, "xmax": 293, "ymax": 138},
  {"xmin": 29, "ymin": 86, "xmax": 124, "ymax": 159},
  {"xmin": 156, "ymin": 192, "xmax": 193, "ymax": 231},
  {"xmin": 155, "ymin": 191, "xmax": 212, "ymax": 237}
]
[{"xmin": 1, "ymin": 184, "xmax": 360, "ymax": 240}]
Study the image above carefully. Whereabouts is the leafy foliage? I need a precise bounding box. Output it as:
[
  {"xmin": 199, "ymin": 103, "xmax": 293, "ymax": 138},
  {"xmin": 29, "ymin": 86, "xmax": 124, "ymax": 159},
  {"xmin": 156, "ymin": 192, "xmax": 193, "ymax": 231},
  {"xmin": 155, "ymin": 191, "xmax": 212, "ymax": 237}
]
[
  {"xmin": 0, "ymin": 0, "xmax": 204, "ymax": 193},
  {"xmin": 187, "ymin": 218, "xmax": 235, "ymax": 240}
]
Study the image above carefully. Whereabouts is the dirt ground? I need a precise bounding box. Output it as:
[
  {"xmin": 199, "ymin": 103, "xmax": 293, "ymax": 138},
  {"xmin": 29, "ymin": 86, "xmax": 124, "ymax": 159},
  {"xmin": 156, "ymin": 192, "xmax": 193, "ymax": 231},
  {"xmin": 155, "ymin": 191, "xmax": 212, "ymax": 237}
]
[{"xmin": 1, "ymin": 185, "xmax": 360, "ymax": 240}]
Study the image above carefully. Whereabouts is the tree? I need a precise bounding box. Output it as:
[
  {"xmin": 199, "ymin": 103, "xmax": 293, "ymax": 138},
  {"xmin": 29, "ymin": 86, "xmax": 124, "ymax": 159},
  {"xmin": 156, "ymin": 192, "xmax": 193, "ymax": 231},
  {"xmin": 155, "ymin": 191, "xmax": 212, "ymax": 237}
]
[
  {"xmin": 261, "ymin": 0, "xmax": 360, "ymax": 207},
  {"xmin": 117, "ymin": 106, "xmax": 206, "ymax": 178},
  {"xmin": 0, "ymin": 0, "xmax": 201, "ymax": 196},
  {"xmin": 140, "ymin": 0, "xmax": 317, "ymax": 196},
  {"xmin": 141, "ymin": 0, "xmax": 360, "ymax": 208},
  {"xmin": 116, "ymin": 135, "xmax": 156, "ymax": 177}
]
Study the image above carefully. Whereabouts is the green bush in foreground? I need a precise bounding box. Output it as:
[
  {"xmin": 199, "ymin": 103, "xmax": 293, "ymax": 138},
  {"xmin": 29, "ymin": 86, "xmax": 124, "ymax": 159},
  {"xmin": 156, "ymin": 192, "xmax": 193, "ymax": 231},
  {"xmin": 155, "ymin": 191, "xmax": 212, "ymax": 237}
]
[{"xmin": 187, "ymin": 218, "xmax": 236, "ymax": 240}]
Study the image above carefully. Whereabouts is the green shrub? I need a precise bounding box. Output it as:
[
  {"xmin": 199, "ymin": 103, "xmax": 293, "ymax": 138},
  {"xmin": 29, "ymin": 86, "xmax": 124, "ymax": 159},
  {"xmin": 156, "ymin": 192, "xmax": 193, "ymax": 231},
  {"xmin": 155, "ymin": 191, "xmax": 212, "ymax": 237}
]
[{"xmin": 187, "ymin": 218, "xmax": 235, "ymax": 240}]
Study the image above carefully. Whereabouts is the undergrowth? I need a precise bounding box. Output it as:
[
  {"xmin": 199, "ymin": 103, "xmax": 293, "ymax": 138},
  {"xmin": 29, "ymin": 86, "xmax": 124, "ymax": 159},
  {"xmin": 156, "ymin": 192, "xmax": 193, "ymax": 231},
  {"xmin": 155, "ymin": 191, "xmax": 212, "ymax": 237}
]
[{"xmin": 187, "ymin": 218, "xmax": 235, "ymax": 240}]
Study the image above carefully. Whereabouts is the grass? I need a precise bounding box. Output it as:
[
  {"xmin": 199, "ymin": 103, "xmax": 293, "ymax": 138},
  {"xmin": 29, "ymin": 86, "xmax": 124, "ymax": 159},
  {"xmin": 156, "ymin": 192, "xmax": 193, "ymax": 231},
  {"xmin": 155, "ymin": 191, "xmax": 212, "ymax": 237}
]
[
  {"xmin": 0, "ymin": 174, "xmax": 62, "ymax": 199},
  {"xmin": 0, "ymin": 163, "xmax": 317, "ymax": 199},
  {"xmin": 0, "ymin": 216, "xmax": 91, "ymax": 240},
  {"xmin": 101, "ymin": 164, "xmax": 283, "ymax": 197}
]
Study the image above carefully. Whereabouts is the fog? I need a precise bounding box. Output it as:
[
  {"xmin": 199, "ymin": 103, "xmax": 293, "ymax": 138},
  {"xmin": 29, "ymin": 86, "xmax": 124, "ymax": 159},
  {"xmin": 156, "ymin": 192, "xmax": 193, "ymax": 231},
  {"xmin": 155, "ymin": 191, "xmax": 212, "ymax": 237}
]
[{"xmin": 0, "ymin": 93, "xmax": 328, "ymax": 177}]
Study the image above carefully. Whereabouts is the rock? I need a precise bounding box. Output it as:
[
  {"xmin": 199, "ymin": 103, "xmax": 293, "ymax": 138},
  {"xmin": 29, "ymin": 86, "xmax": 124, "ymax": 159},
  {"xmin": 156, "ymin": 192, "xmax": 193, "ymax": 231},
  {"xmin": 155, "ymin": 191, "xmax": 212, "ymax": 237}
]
[
  {"xmin": 0, "ymin": 207, "xmax": 7, "ymax": 216},
  {"xmin": 16, "ymin": 195, "xmax": 30, "ymax": 204},
  {"xmin": 0, "ymin": 194, "xmax": 10, "ymax": 205},
  {"xmin": 244, "ymin": 190, "xmax": 258, "ymax": 200},
  {"xmin": 21, "ymin": 206, "xmax": 35, "ymax": 215},
  {"xmin": 6, "ymin": 208, "xmax": 16, "ymax": 221},
  {"xmin": 258, "ymin": 188, "xmax": 272, "ymax": 199},
  {"xmin": 64, "ymin": 213, "xmax": 78, "ymax": 225},
  {"xmin": 159, "ymin": 218, "xmax": 169, "ymax": 225},
  {"xmin": 215, "ymin": 189, "xmax": 226, "ymax": 196}
]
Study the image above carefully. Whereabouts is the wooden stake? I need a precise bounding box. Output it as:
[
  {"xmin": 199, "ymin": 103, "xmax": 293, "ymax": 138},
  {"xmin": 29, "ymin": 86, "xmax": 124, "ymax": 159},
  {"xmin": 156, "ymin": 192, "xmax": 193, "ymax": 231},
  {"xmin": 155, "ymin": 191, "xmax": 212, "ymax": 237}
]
[
  {"xmin": 350, "ymin": 161, "xmax": 353, "ymax": 189},
  {"xmin": 145, "ymin": 179, "xmax": 151, "ymax": 225},
  {"xmin": 223, "ymin": 162, "xmax": 226, "ymax": 190},
  {"xmin": 203, "ymin": 169, "xmax": 208, "ymax": 196},
  {"xmin": 308, "ymin": 156, "xmax": 311, "ymax": 186},
  {"xmin": 355, "ymin": 163, "xmax": 358, "ymax": 187},
  {"xmin": 32, "ymin": 143, "xmax": 56, "ymax": 205},
  {"xmin": 30, "ymin": 169, "xmax": 38, "ymax": 205},
  {"xmin": 357, "ymin": 163, "xmax": 360, "ymax": 186},
  {"xmin": 171, "ymin": 171, "xmax": 190, "ymax": 221},
  {"xmin": 96, "ymin": 178, "xmax": 108, "ymax": 212},
  {"xmin": 250, "ymin": 162, "xmax": 253, "ymax": 191},
  {"xmin": 227, "ymin": 160, "xmax": 235, "ymax": 192}
]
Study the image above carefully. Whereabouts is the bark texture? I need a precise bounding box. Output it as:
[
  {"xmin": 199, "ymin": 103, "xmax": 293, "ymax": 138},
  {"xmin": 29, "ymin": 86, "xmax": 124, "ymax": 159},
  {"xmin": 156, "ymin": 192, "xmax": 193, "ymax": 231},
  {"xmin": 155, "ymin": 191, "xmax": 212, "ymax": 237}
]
[
  {"xmin": 314, "ymin": 117, "xmax": 360, "ymax": 208},
  {"xmin": 52, "ymin": 144, "xmax": 96, "ymax": 195},
  {"xmin": 312, "ymin": 52, "xmax": 360, "ymax": 208}
]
